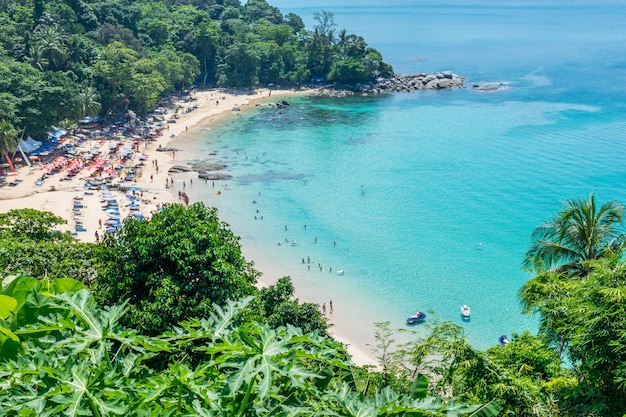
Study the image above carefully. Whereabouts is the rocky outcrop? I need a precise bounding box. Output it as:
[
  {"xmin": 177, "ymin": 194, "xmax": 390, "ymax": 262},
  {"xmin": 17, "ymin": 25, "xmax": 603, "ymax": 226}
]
[
  {"xmin": 368, "ymin": 71, "xmax": 465, "ymax": 93},
  {"xmin": 265, "ymin": 100, "xmax": 291, "ymax": 108},
  {"xmin": 317, "ymin": 72, "xmax": 465, "ymax": 96}
]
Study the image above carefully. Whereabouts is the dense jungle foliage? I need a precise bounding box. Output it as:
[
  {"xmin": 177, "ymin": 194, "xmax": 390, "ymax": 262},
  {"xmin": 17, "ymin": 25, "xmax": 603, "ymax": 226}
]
[
  {"xmin": 0, "ymin": 0, "xmax": 393, "ymax": 138},
  {"xmin": 2, "ymin": 195, "xmax": 626, "ymax": 415}
]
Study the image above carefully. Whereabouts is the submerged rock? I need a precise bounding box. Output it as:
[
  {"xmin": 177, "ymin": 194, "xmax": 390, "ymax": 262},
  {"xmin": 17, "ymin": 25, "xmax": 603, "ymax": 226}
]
[
  {"xmin": 189, "ymin": 162, "xmax": 227, "ymax": 171},
  {"xmin": 198, "ymin": 172, "xmax": 233, "ymax": 180},
  {"xmin": 168, "ymin": 160, "xmax": 230, "ymax": 179},
  {"xmin": 471, "ymin": 83, "xmax": 508, "ymax": 92},
  {"xmin": 168, "ymin": 165, "xmax": 193, "ymax": 173}
]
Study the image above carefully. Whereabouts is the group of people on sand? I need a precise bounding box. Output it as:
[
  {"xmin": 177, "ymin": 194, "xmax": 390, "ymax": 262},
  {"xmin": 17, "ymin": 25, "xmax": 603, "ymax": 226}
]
[
  {"xmin": 178, "ymin": 190, "xmax": 189, "ymax": 205},
  {"xmin": 322, "ymin": 300, "xmax": 333, "ymax": 315}
]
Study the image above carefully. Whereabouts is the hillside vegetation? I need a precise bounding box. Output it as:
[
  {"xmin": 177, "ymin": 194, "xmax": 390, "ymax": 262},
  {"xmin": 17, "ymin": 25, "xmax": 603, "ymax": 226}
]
[{"xmin": 0, "ymin": 0, "xmax": 392, "ymax": 136}]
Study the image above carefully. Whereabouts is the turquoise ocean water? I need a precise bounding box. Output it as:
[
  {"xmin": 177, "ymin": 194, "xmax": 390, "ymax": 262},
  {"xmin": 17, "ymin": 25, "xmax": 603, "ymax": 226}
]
[{"xmin": 176, "ymin": 0, "xmax": 626, "ymax": 351}]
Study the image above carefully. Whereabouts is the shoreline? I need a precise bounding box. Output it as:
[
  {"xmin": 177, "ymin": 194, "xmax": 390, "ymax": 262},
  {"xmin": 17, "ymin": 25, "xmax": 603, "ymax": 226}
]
[{"xmin": 0, "ymin": 86, "xmax": 379, "ymax": 367}]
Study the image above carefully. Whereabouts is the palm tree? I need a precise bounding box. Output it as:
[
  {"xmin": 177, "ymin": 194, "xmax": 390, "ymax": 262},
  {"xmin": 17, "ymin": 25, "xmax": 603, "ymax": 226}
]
[
  {"xmin": 523, "ymin": 194, "xmax": 626, "ymax": 276},
  {"xmin": 33, "ymin": 24, "xmax": 69, "ymax": 70},
  {"xmin": 78, "ymin": 86, "xmax": 101, "ymax": 119},
  {"xmin": 25, "ymin": 45, "xmax": 48, "ymax": 71},
  {"xmin": 66, "ymin": 34, "xmax": 88, "ymax": 66}
]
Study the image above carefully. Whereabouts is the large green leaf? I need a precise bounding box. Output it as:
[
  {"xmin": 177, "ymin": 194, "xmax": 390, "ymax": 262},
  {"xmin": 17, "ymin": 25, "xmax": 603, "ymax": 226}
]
[
  {"xmin": 468, "ymin": 400, "xmax": 502, "ymax": 417},
  {"xmin": 0, "ymin": 326, "xmax": 21, "ymax": 360},
  {"xmin": 50, "ymin": 278, "xmax": 86, "ymax": 294},
  {"xmin": 408, "ymin": 373, "xmax": 429, "ymax": 399},
  {"xmin": 0, "ymin": 294, "xmax": 17, "ymax": 319},
  {"xmin": 2, "ymin": 276, "xmax": 40, "ymax": 310}
]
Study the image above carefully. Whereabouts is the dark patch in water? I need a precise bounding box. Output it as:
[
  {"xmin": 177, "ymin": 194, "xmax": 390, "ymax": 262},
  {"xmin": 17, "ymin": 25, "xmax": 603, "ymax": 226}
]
[{"xmin": 236, "ymin": 172, "xmax": 306, "ymax": 184}]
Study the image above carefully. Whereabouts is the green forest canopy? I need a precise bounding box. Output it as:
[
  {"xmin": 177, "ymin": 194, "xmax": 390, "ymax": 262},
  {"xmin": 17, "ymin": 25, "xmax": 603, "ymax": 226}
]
[{"xmin": 0, "ymin": 0, "xmax": 393, "ymax": 138}]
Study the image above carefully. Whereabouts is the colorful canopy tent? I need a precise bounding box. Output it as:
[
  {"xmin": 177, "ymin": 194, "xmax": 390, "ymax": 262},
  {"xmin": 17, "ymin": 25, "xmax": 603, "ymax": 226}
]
[
  {"xmin": 16, "ymin": 137, "xmax": 42, "ymax": 153},
  {"xmin": 49, "ymin": 127, "xmax": 67, "ymax": 139}
]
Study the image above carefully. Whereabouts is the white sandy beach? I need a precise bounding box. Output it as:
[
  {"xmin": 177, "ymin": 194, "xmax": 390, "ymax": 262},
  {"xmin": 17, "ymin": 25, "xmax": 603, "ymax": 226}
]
[{"xmin": 0, "ymin": 86, "xmax": 378, "ymax": 367}]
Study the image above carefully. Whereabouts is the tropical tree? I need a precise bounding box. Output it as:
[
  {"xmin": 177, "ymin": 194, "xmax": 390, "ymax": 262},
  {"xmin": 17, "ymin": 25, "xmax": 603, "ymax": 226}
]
[
  {"xmin": 92, "ymin": 41, "xmax": 139, "ymax": 108},
  {"xmin": 217, "ymin": 42, "xmax": 260, "ymax": 86},
  {"xmin": 31, "ymin": 22, "xmax": 69, "ymax": 71},
  {"xmin": 78, "ymin": 85, "xmax": 101, "ymax": 118},
  {"xmin": 519, "ymin": 257, "xmax": 626, "ymax": 416},
  {"xmin": 523, "ymin": 193, "xmax": 626, "ymax": 276},
  {"xmin": 0, "ymin": 209, "xmax": 67, "ymax": 241},
  {"xmin": 284, "ymin": 12, "xmax": 305, "ymax": 33},
  {"xmin": 564, "ymin": 258, "xmax": 626, "ymax": 416},
  {"xmin": 0, "ymin": 120, "xmax": 17, "ymax": 160},
  {"xmin": 0, "ymin": 209, "xmax": 101, "ymax": 284},
  {"xmin": 257, "ymin": 276, "xmax": 329, "ymax": 335},
  {"xmin": 97, "ymin": 202, "xmax": 260, "ymax": 335}
]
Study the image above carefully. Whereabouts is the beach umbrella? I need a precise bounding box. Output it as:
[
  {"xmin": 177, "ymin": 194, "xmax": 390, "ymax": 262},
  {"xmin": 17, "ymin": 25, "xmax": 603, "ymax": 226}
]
[{"xmin": 105, "ymin": 227, "xmax": 117, "ymax": 233}]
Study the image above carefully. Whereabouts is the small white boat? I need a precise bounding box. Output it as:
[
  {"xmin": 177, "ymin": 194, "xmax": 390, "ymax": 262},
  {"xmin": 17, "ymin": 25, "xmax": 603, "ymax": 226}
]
[
  {"xmin": 461, "ymin": 304, "xmax": 471, "ymax": 318},
  {"xmin": 336, "ymin": 270, "xmax": 344, "ymax": 276}
]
